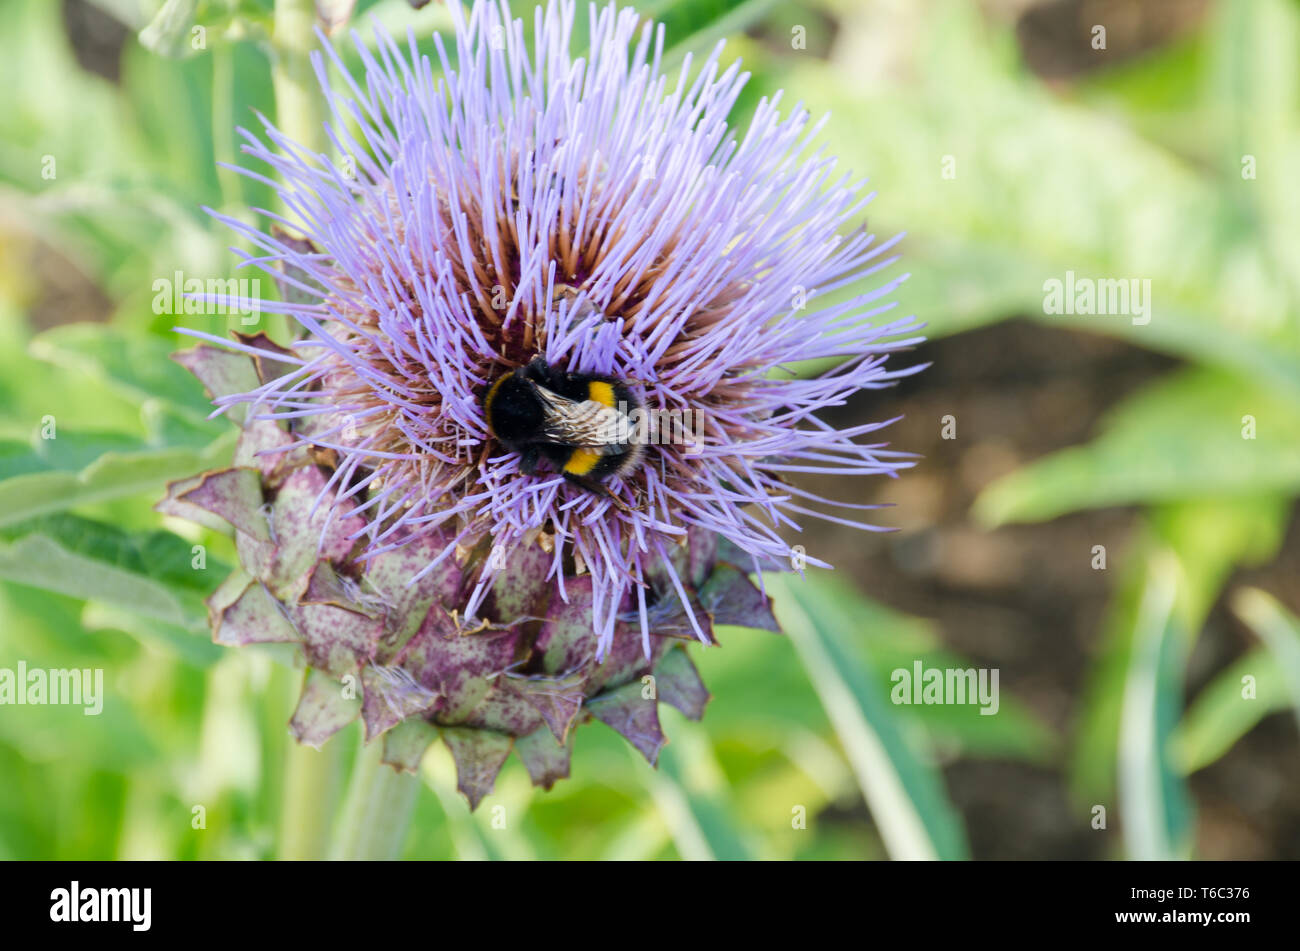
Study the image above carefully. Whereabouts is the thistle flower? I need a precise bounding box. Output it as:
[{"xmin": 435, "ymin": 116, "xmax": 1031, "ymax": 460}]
[{"xmin": 163, "ymin": 0, "xmax": 921, "ymax": 807}]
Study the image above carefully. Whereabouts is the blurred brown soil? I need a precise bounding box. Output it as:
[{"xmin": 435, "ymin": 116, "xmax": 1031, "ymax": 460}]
[{"xmin": 794, "ymin": 320, "xmax": 1300, "ymax": 859}]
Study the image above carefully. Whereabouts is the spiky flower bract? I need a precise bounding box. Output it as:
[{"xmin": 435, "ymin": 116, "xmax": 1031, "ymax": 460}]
[{"xmin": 166, "ymin": 0, "xmax": 922, "ymax": 805}]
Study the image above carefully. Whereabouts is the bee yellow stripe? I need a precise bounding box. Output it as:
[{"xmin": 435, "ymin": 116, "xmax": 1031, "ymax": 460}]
[
  {"xmin": 563, "ymin": 448, "xmax": 602, "ymax": 476},
  {"xmin": 587, "ymin": 381, "xmax": 615, "ymax": 408},
  {"xmin": 483, "ymin": 373, "xmax": 509, "ymax": 436}
]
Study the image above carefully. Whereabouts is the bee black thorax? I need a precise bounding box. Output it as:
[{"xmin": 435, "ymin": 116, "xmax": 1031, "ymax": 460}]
[{"xmin": 483, "ymin": 357, "xmax": 644, "ymax": 487}]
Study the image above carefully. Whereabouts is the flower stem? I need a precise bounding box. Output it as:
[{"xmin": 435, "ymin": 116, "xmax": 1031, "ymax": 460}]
[
  {"xmin": 266, "ymin": 0, "xmax": 418, "ymax": 862},
  {"xmin": 211, "ymin": 43, "xmax": 241, "ymax": 211},
  {"xmin": 277, "ymin": 735, "xmax": 345, "ymax": 860},
  {"xmin": 266, "ymin": 0, "xmax": 342, "ymax": 860},
  {"xmin": 272, "ymin": 0, "xmax": 328, "ymax": 157},
  {"xmin": 330, "ymin": 736, "xmax": 420, "ymax": 860}
]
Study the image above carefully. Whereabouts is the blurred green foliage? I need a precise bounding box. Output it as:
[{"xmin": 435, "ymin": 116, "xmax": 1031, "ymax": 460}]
[{"xmin": 0, "ymin": 0, "xmax": 1295, "ymax": 859}]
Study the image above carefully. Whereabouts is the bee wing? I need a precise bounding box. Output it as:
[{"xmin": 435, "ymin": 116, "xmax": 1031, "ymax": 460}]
[{"xmin": 535, "ymin": 388, "xmax": 626, "ymax": 451}]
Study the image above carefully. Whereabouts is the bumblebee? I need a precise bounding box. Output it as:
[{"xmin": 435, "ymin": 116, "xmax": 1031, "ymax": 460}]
[{"xmin": 483, "ymin": 357, "xmax": 645, "ymax": 496}]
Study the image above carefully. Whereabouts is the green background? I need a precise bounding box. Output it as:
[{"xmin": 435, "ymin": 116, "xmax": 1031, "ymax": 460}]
[{"xmin": 0, "ymin": 0, "xmax": 1297, "ymax": 859}]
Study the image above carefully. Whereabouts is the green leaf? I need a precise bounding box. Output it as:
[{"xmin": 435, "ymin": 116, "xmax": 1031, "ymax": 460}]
[
  {"xmin": 1117, "ymin": 553, "xmax": 1194, "ymax": 860},
  {"xmin": 29, "ymin": 324, "xmax": 223, "ymax": 429},
  {"xmin": 0, "ymin": 432, "xmax": 140, "ymax": 481},
  {"xmin": 81, "ymin": 601, "xmax": 223, "ymax": 668},
  {"xmin": 1206, "ymin": 0, "xmax": 1298, "ymax": 198},
  {"xmin": 1074, "ymin": 33, "xmax": 1208, "ymax": 161},
  {"xmin": 789, "ymin": 0, "xmax": 1300, "ymax": 389},
  {"xmin": 866, "ymin": 643, "xmax": 1055, "ymax": 763},
  {"xmin": 1069, "ymin": 497, "xmax": 1287, "ymax": 806},
  {"xmin": 418, "ymin": 742, "xmax": 536, "ymax": 861},
  {"xmin": 974, "ymin": 368, "xmax": 1300, "ymax": 526},
  {"xmin": 1231, "ymin": 588, "xmax": 1300, "ymax": 737},
  {"xmin": 0, "ymin": 1, "xmax": 135, "ymax": 190},
  {"xmin": 0, "ymin": 681, "xmax": 158, "ymax": 772},
  {"xmin": 812, "ymin": 594, "xmax": 1054, "ymax": 762},
  {"xmin": 770, "ymin": 573, "xmax": 968, "ymax": 860},
  {"xmin": 138, "ymin": 0, "xmax": 202, "ymax": 59},
  {"xmin": 0, "ymin": 514, "xmax": 217, "ymax": 632},
  {"xmin": 1172, "ymin": 647, "xmax": 1287, "ymax": 774},
  {"xmin": 656, "ymin": 0, "xmax": 776, "ymax": 65},
  {"xmin": 645, "ymin": 714, "xmax": 755, "ymax": 860},
  {"xmin": 0, "ymin": 432, "xmax": 233, "ymax": 529}
]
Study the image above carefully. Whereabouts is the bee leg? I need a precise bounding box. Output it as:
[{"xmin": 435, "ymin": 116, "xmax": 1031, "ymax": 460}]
[
  {"xmin": 563, "ymin": 473, "xmax": 632, "ymax": 514},
  {"xmin": 518, "ymin": 446, "xmax": 542, "ymax": 475}
]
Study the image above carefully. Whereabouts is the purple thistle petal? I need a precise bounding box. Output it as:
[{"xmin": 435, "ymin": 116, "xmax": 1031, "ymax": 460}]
[{"xmin": 192, "ymin": 0, "xmax": 921, "ymax": 659}]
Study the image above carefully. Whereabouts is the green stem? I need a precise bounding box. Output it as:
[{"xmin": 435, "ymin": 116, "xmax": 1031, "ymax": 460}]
[
  {"xmin": 211, "ymin": 43, "xmax": 241, "ymax": 211},
  {"xmin": 272, "ymin": 0, "xmax": 328, "ymax": 157},
  {"xmin": 268, "ymin": 0, "xmax": 327, "ymax": 342},
  {"xmin": 274, "ymin": 664, "xmax": 345, "ymax": 860},
  {"xmin": 277, "ymin": 738, "xmax": 346, "ymax": 859},
  {"xmin": 330, "ymin": 736, "xmax": 420, "ymax": 860},
  {"xmin": 266, "ymin": 0, "xmax": 419, "ymax": 862}
]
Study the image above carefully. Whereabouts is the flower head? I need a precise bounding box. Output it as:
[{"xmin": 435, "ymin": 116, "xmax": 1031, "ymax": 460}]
[
  {"xmin": 195, "ymin": 0, "xmax": 919, "ymax": 655},
  {"xmin": 166, "ymin": 0, "xmax": 921, "ymax": 805}
]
